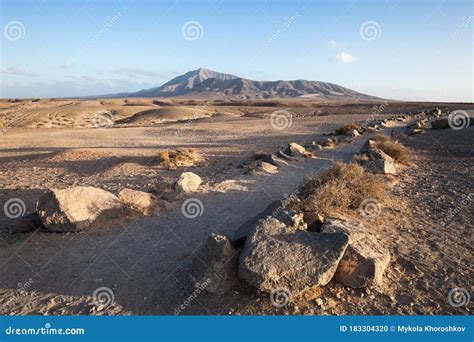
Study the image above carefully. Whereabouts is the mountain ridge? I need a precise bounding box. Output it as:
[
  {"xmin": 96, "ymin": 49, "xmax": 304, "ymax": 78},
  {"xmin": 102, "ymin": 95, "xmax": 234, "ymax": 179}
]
[{"xmin": 100, "ymin": 68, "xmax": 379, "ymax": 100}]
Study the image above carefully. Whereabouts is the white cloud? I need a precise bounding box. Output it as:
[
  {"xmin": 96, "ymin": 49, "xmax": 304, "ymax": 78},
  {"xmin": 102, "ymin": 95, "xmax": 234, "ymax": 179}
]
[
  {"xmin": 329, "ymin": 39, "xmax": 337, "ymax": 48},
  {"xmin": 336, "ymin": 51, "xmax": 357, "ymax": 64}
]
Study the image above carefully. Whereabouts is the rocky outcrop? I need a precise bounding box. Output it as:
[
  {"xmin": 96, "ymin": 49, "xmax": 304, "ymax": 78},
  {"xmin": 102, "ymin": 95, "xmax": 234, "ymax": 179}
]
[
  {"xmin": 364, "ymin": 148, "xmax": 397, "ymax": 175},
  {"xmin": 302, "ymin": 211, "xmax": 325, "ymax": 232},
  {"xmin": 321, "ymin": 219, "xmax": 390, "ymax": 288},
  {"xmin": 238, "ymin": 217, "xmax": 349, "ymax": 294},
  {"xmin": 321, "ymin": 219, "xmax": 365, "ymax": 243},
  {"xmin": 118, "ymin": 188, "xmax": 157, "ymax": 216},
  {"xmin": 285, "ymin": 143, "xmax": 309, "ymax": 157},
  {"xmin": 335, "ymin": 235, "xmax": 390, "ymax": 288},
  {"xmin": 36, "ymin": 186, "xmax": 122, "ymax": 232},
  {"xmin": 190, "ymin": 233, "xmax": 239, "ymax": 294},
  {"xmin": 430, "ymin": 118, "xmax": 450, "ymax": 129},
  {"xmin": 233, "ymin": 200, "xmax": 304, "ymax": 247},
  {"xmin": 175, "ymin": 172, "xmax": 202, "ymax": 193}
]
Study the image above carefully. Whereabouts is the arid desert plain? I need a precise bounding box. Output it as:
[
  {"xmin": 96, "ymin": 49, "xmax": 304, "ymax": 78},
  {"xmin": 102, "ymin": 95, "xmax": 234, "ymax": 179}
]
[{"xmin": 0, "ymin": 96, "xmax": 473, "ymax": 315}]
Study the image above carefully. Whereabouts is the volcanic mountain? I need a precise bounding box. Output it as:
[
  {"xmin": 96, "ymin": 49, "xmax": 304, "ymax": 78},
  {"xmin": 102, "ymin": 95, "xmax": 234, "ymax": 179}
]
[{"xmin": 103, "ymin": 68, "xmax": 378, "ymax": 100}]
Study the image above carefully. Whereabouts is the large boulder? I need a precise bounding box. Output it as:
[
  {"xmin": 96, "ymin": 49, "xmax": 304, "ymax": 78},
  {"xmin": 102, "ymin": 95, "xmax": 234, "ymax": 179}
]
[
  {"xmin": 118, "ymin": 188, "xmax": 157, "ymax": 216},
  {"xmin": 319, "ymin": 137, "xmax": 338, "ymax": 148},
  {"xmin": 175, "ymin": 172, "xmax": 202, "ymax": 193},
  {"xmin": 365, "ymin": 148, "xmax": 397, "ymax": 175},
  {"xmin": 350, "ymin": 129, "xmax": 361, "ymax": 138},
  {"xmin": 252, "ymin": 151, "xmax": 278, "ymax": 166},
  {"xmin": 303, "ymin": 211, "xmax": 325, "ymax": 232},
  {"xmin": 36, "ymin": 186, "xmax": 122, "ymax": 232},
  {"xmin": 335, "ymin": 235, "xmax": 390, "ymax": 288},
  {"xmin": 238, "ymin": 217, "xmax": 349, "ymax": 294},
  {"xmin": 233, "ymin": 200, "xmax": 305, "ymax": 247},
  {"xmin": 404, "ymin": 120, "xmax": 426, "ymax": 135},
  {"xmin": 320, "ymin": 219, "xmax": 390, "ymax": 288},
  {"xmin": 246, "ymin": 161, "xmax": 278, "ymax": 175},
  {"xmin": 321, "ymin": 219, "xmax": 365, "ymax": 243},
  {"xmin": 430, "ymin": 118, "xmax": 449, "ymax": 129},
  {"xmin": 285, "ymin": 143, "xmax": 308, "ymax": 157},
  {"xmin": 190, "ymin": 234, "xmax": 239, "ymax": 295},
  {"xmin": 360, "ymin": 139, "xmax": 377, "ymax": 154}
]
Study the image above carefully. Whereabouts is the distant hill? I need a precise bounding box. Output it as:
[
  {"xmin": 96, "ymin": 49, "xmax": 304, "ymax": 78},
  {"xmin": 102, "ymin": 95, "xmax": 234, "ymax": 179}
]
[{"xmin": 98, "ymin": 68, "xmax": 380, "ymax": 100}]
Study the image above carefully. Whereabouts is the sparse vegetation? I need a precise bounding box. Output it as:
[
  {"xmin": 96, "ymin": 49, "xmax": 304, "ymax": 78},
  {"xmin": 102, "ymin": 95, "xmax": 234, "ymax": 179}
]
[
  {"xmin": 252, "ymin": 150, "xmax": 271, "ymax": 160},
  {"xmin": 123, "ymin": 99, "xmax": 151, "ymax": 106},
  {"xmin": 335, "ymin": 123, "xmax": 360, "ymax": 135},
  {"xmin": 298, "ymin": 162, "xmax": 387, "ymax": 216},
  {"xmin": 371, "ymin": 135, "xmax": 411, "ymax": 165},
  {"xmin": 157, "ymin": 148, "xmax": 203, "ymax": 170}
]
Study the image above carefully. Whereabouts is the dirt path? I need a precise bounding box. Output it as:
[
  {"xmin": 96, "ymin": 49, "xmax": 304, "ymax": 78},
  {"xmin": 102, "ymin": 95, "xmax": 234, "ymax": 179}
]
[
  {"xmin": 1, "ymin": 119, "xmax": 471, "ymax": 315},
  {"xmin": 232, "ymin": 126, "xmax": 473, "ymax": 315},
  {"xmin": 0, "ymin": 120, "xmax": 374, "ymax": 315}
]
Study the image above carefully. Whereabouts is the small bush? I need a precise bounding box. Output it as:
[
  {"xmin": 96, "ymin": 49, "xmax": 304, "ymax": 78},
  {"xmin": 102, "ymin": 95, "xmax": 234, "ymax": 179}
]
[
  {"xmin": 371, "ymin": 135, "xmax": 411, "ymax": 165},
  {"xmin": 335, "ymin": 124, "xmax": 360, "ymax": 135},
  {"xmin": 252, "ymin": 150, "xmax": 271, "ymax": 160},
  {"xmin": 157, "ymin": 148, "xmax": 203, "ymax": 170},
  {"xmin": 298, "ymin": 162, "xmax": 387, "ymax": 217}
]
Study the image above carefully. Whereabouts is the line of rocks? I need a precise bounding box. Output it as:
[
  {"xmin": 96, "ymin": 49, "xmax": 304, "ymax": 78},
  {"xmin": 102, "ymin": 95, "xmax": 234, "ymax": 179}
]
[
  {"xmin": 9, "ymin": 171, "xmax": 204, "ymax": 234},
  {"xmin": 188, "ymin": 111, "xmax": 439, "ymax": 299},
  {"xmin": 190, "ymin": 201, "xmax": 391, "ymax": 297}
]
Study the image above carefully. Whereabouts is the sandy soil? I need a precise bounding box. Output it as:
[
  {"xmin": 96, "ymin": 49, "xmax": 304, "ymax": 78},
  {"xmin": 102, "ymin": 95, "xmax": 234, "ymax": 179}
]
[{"xmin": 0, "ymin": 101, "xmax": 472, "ymax": 315}]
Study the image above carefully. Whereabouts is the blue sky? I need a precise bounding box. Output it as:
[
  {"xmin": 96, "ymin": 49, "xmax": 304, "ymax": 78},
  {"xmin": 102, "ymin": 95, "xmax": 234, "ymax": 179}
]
[{"xmin": 1, "ymin": 0, "xmax": 472, "ymax": 101}]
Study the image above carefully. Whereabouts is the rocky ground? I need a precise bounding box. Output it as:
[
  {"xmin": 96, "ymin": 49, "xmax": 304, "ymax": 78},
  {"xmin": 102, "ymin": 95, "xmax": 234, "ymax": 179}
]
[{"xmin": 0, "ymin": 105, "xmax": 472, "ymax": 315}]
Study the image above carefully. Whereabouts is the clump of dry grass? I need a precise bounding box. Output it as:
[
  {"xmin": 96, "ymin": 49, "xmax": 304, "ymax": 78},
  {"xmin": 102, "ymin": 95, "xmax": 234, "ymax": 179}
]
[
  {"xmin": 252, "ymin": 150, "xmax": 271, "ymax": 160},
  {"xmin": 335, "ymin": 123, "xmax": 360, "ymax": 135},
  {"xmin": 157, "ymin": 148, "xmax": 203, "ymax": 170},
  {"xmin": 123, "ymin": 99, "xmax": 151, "ymax": 106},
  {"xmin": 298, "ymin": 162, "xmax": 387, "ymax": 217},
  {"xmin": 371, "ymin": 135, "xmax": 411, "ymax": 165}
]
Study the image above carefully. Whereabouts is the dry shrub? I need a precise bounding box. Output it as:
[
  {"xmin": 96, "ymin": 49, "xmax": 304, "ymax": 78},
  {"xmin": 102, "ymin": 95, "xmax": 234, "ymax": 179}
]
[
  {"xmin": 152, "ymin": 99, "xmax": 175, "ymax": 106},
  {"xmin": 123, "ymin": 99, "xmax": 151, "ymax": 106},
  {"xmin": 352, "ymin": 153, "xmax": 369, "ymax": 164},
  {"xmin": 252, "ymin": 150, "xmax": 271, "ymax": 160},
  {"xmin": 371, "ymin": 135, "xmax": 411, "ymax": 165},
  {"xmin": 335, "ymin": 123, "xmax": 360, "ymax": 135},
  {"xmin": 157, "ymin": 148, "xmax": 203, "ymax": 170},
  {"xmin": 299, "ymin": 162, "xmax": 387, "ymax": 217}
]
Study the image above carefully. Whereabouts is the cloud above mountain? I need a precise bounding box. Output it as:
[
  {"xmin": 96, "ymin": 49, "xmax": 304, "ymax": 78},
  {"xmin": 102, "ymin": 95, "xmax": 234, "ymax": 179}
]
[{"xmin": 336, "ymin": 52, "xmax": 357, "ymax": 64}]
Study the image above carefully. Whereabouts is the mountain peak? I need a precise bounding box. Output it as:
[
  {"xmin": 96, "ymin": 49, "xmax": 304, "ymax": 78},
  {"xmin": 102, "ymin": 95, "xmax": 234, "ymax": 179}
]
[
  {"xmin": 193, "ymin": 67, "xmax": 238, "ymax": 81},
  {"xmin": 108, "ymin": 68, "xmax": 379, "ymax": 100}
]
